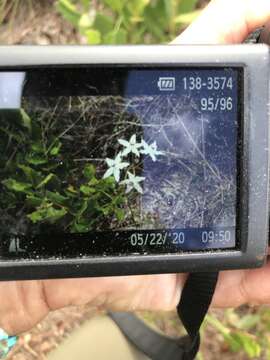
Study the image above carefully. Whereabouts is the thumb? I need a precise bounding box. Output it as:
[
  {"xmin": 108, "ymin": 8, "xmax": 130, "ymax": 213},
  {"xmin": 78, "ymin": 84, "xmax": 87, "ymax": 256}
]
[{"xmin": 172, "ymin": 0, "xmax": 270, "ymax": 44}]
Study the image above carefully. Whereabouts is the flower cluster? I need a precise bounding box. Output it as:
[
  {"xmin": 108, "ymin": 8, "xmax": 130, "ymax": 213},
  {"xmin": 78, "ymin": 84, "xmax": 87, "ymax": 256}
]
[{"xmin": 103, "ymin": 134, "xmax": 164, "ymax": 194}]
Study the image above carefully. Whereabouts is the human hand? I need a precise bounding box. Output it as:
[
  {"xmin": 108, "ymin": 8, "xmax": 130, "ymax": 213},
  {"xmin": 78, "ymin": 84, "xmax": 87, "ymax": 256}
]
[{"xmin": 2, "ymin": 0, "xmax": 270, "ymax": 337}]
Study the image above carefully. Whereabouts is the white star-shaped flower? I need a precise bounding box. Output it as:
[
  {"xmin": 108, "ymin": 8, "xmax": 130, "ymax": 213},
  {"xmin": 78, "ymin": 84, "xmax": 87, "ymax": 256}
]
[
  {"xmin": 118, "ymin": 134, "xmax": 142, "ymax": 157},
  {"xmin": 103, "ymin": 153, "xmax": 129, "ymax": 182},
  {"xmin": 140, "ymin": 140, "xmax": 164, "ymax": 162},
  {"xmin": 121, "ymin": 172, "xmax": 145, "ymax": 194}
]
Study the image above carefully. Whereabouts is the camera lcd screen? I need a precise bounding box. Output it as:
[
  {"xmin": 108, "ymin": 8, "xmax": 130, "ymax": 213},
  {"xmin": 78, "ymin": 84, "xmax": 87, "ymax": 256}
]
[{"xmin": 0, "ymin": 66, "xmax": 241, "ymax": 260}]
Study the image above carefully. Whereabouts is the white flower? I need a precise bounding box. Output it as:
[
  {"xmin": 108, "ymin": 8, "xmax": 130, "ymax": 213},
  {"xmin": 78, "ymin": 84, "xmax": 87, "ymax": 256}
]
[
  {"xmin": 103, "ymin": 153, "xmax": 129, "ymax": 182},
  {"xmin": 118, "ymin": 134, "xmax": 142, "ymax": 157},
  {"xmin": 121, "ymin": 172, "xmax": 145, "ymax": 194},
  {"xmin": 140, "ymin": 140, "xmax": 164, "ymax": 162}
]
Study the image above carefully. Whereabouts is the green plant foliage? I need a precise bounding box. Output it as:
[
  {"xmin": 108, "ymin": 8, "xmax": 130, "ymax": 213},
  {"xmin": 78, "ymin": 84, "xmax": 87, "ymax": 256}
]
[
  {"xmin": 56, "ymin": 0, "xmax": 201, "ymax": 44},
  {"xmin": 56, "ymin": 0, "xmax": 81, "ymax": 26},
  {"xmin": 0, "ymin": 108, "xmax": 126, "ymax": 235},
  {"xmin": 205, "ymin": 309, "xmax": 270, "ymax": 359}
]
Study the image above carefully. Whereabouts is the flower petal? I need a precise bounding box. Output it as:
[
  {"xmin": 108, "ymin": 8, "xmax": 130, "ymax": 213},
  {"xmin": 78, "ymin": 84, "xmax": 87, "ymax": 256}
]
[
  {"xmin": 132, "ymin": 147, "xmax": 141, "ymax": 157},
  {"xmin": 134, "ymin": 182, "xmax": 144, "ymax": 194},
  {"xmin": 114, "ymin": 168, "xmax": 121, "ymax": 182},
  {"xmin": 115, "ymin": 153, "xmax": 124, "ymax": 162},
  {"xmin": 151, "ymin": 141, "xmax": 157, "ymax": 150},
  {"xmin": 140, "ymin": 149, "xmax": 147, "ymax": 155},
  {"xmin": 136, "ymin": 176, "xmax": 145, "ymax": 182},
  {"xmin": 122, "ymin": 147, "xmax": 131, "ymax": 156},
  {"xmin": 130, "ymin": 134, "xmax": 136, "ymax": 144},
  {"xmin": 103, "ymin": 167, "xmax": 114, "ymax": 179},
  {"xmin": 106, "ymin": 158, "xmax": 115, "ymax": 167},
  {"xmin": 118, "ymin": 162, "xmax": 129, "ymax": 169},
  {"xmin": 118, "ymin": 139, "xmax": 130, "ymax": 147},
  {"xmin": 120, "ymin": 179, "xmax": 128, "ymax": 186},
  {"xmin": 127, "ymin": 171, "xmax": 134, "ymax": 179},
  {"xmin": 125, "ymin": 184, "xmax": 133, "ymax": 193}
]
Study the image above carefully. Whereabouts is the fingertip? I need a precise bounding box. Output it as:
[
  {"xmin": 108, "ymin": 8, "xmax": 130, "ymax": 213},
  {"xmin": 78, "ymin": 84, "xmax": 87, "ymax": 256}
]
[{"xmin": 172, "ymin": 0, "xmax": 270, "ymax": 45}]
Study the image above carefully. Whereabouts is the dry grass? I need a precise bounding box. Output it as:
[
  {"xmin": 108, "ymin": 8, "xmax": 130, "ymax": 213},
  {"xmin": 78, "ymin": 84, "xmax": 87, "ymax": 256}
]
[{"xmin": 0, "ymin": 0, "xmax": 82, "ymax": 45}]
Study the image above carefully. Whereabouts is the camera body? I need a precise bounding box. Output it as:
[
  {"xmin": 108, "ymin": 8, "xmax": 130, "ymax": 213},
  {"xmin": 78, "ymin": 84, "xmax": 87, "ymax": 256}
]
[{"xmin": 0, "ymin": 45, "xmax": 269, "ymax": 280}]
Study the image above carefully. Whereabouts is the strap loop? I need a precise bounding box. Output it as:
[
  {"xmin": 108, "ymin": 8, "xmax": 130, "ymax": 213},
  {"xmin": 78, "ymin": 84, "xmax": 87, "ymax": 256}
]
[
  {"xmin": 109, "ymin": 271, "xmax": 219, "ymax": 360},
  {"xmin": 178, "ymin": 272, "xmax": 219, "ymax": 359}
]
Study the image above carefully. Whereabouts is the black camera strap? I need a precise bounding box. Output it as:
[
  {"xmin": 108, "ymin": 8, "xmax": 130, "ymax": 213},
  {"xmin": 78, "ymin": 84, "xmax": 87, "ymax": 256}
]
[{"xmin": 109, "ymin": 271, "xmax": 219, "ymax": 360}]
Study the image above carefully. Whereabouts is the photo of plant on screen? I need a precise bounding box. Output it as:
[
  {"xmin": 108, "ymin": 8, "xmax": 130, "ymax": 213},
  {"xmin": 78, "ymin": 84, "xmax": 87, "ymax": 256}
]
[{"xmin": 0, "ymin": 94, "xmax": 236, "ymax": 237}]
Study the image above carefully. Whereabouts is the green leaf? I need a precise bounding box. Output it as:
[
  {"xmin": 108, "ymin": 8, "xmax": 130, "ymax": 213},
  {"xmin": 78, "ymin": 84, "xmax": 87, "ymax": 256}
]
[
  {"xmin": 78, "ymin": 11, "xmax": 96, "ymax": 29},
  {"xmin": 144, "ymin": 6, "xmax": 167, "ymax": 41},
  {"xmin": 206, "ymin": 314, "xmax": 240, "ymax": 350},
  {"xmin": 18, "ymin": 165, "xmax": 42, "ymax": 185},
  {"xmin": 46, "ymin": 191, "xmax": 68, "ymax": 206},
  {"xmin": 163, "ymin": 0, "xmax": 174, "ymax": 22},
  {"xmin": 49, "ymin": 141, "xmax": 62, "ymax": 156},
  {"xmin": 93, "ymin": 13, "xmax": 114, "ymax": 35},
  {"xmin": 80, "ymin": 0, "xmax": 91, "ymax": 11},
  {"xmin": 77, "ymin": 199, "xmax": 89, "ymax": 217},
  {"xmin": 103, "ymin": 28, "xmax": 127, "ymax": 44},
  {"xmin": 31, "ymin": 143, "xmax": 44, "ymax": 154},
  {"xmin": 66, "ymin": 185, "xmax": 78, "ymax": 196},
  {"xmin": 26, "ymin": 154, "xmax": 48, "ymax": 166},
  {"xmin": 31, "ymin": 122, "xmax": 42, "ymax": 142},
  {"xmin": 26, "ymin": 195, "xmax": 43, "ymax": 207},
  {"xmin": 230, "ymin": 332, "xmax": 261, "ymax": 358},
  {"xmin": 67, "ymin": 185, "xmax": 77, "ymax": 193},
  {"xmin": 145, "ymin": 0, "xmax": 168, "ymax": 28},
  {"xmin": 113, "ymin": 194, "xmax": 125, "ymax": 206},
  {"xmin": 0, "ymin": 125, "xmax": 24, "ymax": 144},
  {"xmin": 222, "ymin": 333, "xmax": 242, "ymax": 353},
  {"xmin": 2, "ymin": 178, "xmax": 32, "ymax": 193},
  {"xmin": 20, "ymin": 109, "xmax": 32, "ymax": 132},
  {"xmin": 28, "ymin": 206, "xmax": 67, "ymax": 224},
  {"xmin": 80, "ymin": 185, "xmax": 95, "ymax": 196},
  {"xmin": 72, "ymin": 220, "xmax": 91, "ymax": 233},
  {"xmin": 174, "ymin": 10, "xmax": 201, "ymax": 24},
  {"xmin": 237, "ymin": 314, "xmax": 260, "ymax": 331},
  {"xmin": 85, "ymin": 29, "xmax": 101, "ymax": 44},
  {"xmin": 130, "ymin": 26, "xmax": 146, "ymax": 44},
  {"xmin": 178, "ymin": 0, "xmax": 198, "ymax": 13},
  {"xmin": 83, "ymin": 164, "xmax": 96, "ymax": 179},
  {"xmin": 101, "ymin": 176, "xmax": 116, "ymax": 188},
  {"xmin": 36, "ymin": 174, "xmax": 55, "ymax": 189},
  {"xmin": 100, "ymin": 206, "xmax": 110, "ymax": 216},
  {"xmin": 115, "ymin": 208, "xmax": 125, "ymax": 221},
  {"xmin": 127, "ymin": 0, "xmax": 150, "ymax": 15},
  {"xmin": 208, "ymin": 313, "xmax": 261, "ymax": 358},
  {"xmin": 88, "ymin": 177, "xmax": 99, "ymax": 186},
  {"xmin": 56, "ymin": 0, "xmax": 81, "ymax": 26},
  {"xmin": 104, "ymin": 0, "xmax": 125, "ymax": 13}
]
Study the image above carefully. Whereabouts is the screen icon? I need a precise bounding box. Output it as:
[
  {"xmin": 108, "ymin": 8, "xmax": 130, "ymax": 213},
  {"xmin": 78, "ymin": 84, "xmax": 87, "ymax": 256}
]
[{"xmin": 157, "ymin": 77, "xmax": 176, "ymax": 91}]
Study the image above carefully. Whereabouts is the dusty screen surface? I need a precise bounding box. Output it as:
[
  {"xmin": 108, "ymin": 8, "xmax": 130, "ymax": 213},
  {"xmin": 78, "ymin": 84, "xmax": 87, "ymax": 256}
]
[{"xmin": 0, "ymin": 67, "xmax": 240, "ymax": 259}]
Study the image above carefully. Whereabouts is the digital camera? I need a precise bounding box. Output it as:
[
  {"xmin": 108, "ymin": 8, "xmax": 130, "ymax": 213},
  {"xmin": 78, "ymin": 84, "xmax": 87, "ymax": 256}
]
[{"xmin": 0, "ymin": 45, "xmax": 269, "ymax": 280}]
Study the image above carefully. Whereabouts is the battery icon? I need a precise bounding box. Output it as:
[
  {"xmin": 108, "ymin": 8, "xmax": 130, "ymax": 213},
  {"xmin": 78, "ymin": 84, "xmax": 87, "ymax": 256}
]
[{"xmin": 157, "ymin": 77, "xmax": 176, "ymax": 91}]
